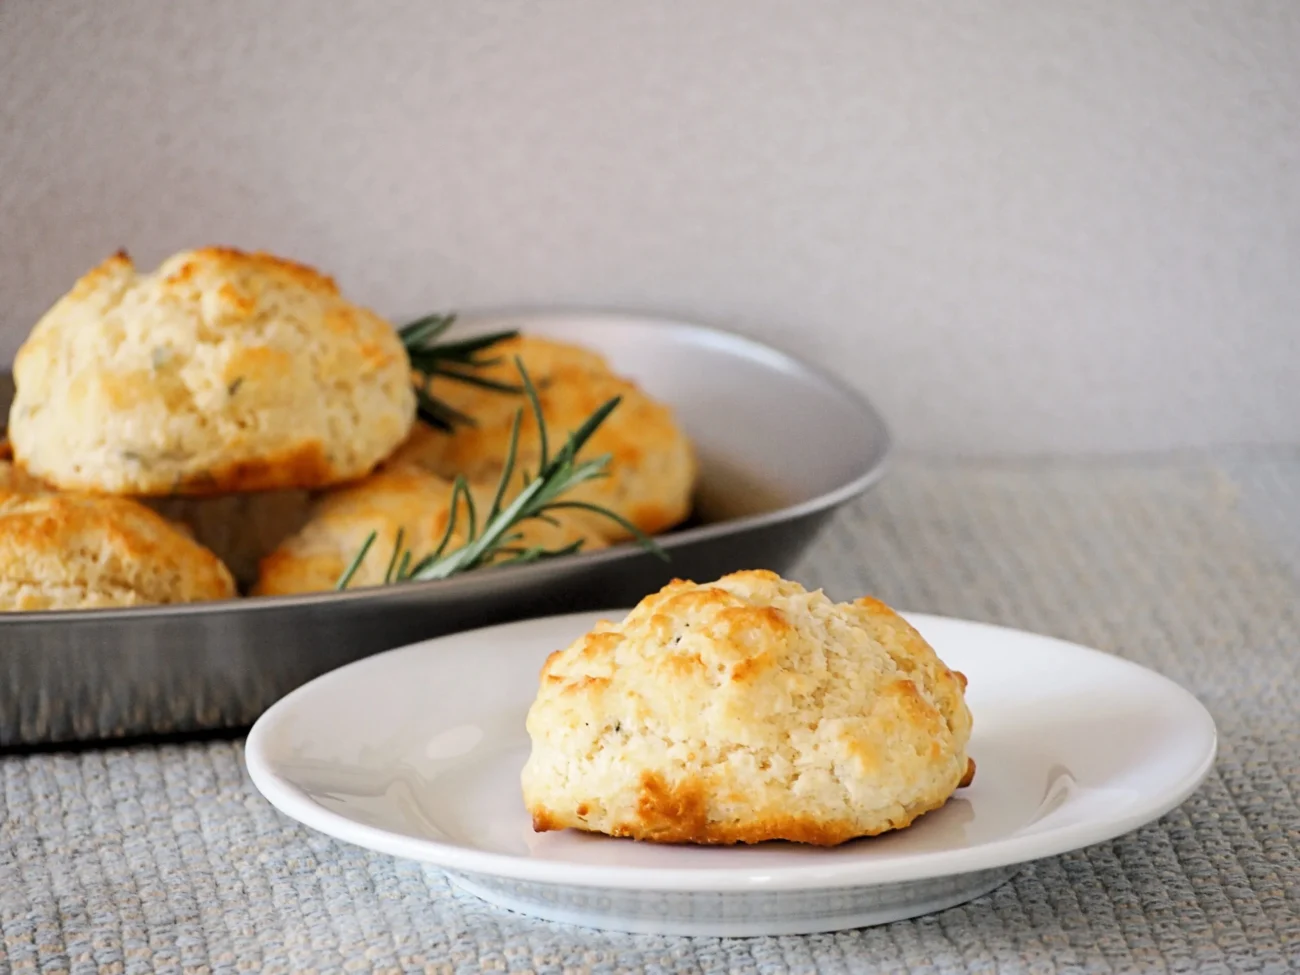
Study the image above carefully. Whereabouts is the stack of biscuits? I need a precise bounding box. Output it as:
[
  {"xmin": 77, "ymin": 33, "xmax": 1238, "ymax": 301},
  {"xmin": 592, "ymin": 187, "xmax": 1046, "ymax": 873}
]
[{"xmin": 1, "ymin": 247, "xmax": 697, "ymax": 612}]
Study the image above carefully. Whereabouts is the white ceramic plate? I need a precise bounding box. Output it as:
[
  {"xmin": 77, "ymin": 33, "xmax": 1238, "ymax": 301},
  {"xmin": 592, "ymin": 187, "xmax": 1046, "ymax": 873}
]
[{"xmin": 245, "ymin": 610, "xmax": 1217, "ymax": 937}]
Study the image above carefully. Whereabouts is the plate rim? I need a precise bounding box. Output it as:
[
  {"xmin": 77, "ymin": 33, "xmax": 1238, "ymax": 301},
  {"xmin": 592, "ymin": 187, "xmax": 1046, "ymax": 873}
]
[{"xmin": 244, "ymin": 609, "xmax": 1218, "ymax": 893}]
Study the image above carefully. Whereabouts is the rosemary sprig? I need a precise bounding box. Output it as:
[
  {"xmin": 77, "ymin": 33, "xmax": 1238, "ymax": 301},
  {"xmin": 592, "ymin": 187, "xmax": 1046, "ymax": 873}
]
[
  {"xmin": 336, "ymin": 358, "xmax": 668, "ymax": 591},
  {"xmin": 400, "ymin": 313, "xmax": 522, "ymax": 431}
]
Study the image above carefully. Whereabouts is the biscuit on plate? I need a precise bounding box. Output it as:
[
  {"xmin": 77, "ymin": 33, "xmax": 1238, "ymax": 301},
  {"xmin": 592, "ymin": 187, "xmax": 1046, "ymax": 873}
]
[
  {"xmin": 252, "ymin": 466, "xmax": 607, "ymax": 596},
  {"xmin": 0, "ymin": 491, "xmax": 237, "ymax": 611},
  {"xmin": 7, "ymin": 247, "xmax": 415, "ymax": 495},
  {"xmin": 522, "ymin": 569, "xmax": 974, "ymax": 846},
  {"xmin": 392, "ymin": 364, "xmax": 696, "ymax": 540}
]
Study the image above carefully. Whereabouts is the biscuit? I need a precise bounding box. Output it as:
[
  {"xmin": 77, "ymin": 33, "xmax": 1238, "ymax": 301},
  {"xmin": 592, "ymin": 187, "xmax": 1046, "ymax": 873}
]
[
  {"xmin": 3, "ymin": 435, "xmax": 308, "ymax": 586},
  {"xmin": 393, "ymin": 360, "xmax": 696, "ymax": 540},
  {"xmin": 252, "ymin": 466, "xmax": 607, "ymax": 596},
  {"xmin": 413, "ymin": 333, "xmax": 612, "ymax": 418},
  {"xmin": 0, "ymin": 491, "xmax": 237, "ymax": 611},
  {"xmin": 391, "ymin": 332, "xmax": 611, "ymax": 467},
  {"xmin": 522, "ymin": 570, "xmax": 973, "ymax": 846},
  {"xmin": 7, "ymin": 247, "xmax": 415, "ymax": 495},
  {"xmin": 2, "ymin": 440, "xmax": 298, "ymax": 583}
]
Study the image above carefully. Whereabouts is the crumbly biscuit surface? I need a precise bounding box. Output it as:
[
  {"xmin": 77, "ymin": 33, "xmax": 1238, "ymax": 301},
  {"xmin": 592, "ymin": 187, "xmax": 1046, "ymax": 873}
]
[
  {"xmin": 8, "ymin": 247, "xmax": 415, "ymax": 495},
  {"xmin": 392, "ymin": 335, "xmax": 695, "ymax": 539},
  {"xmin": 416, "ymin": 334, "xmax": 612, "ymax": 419},
  {"xmin": 0, "ymin": 490, "xmax": 237, "ymax": 611},
  {"xmin": 522, "ymin": 570, "xmax": 973, "ymax": 845}
]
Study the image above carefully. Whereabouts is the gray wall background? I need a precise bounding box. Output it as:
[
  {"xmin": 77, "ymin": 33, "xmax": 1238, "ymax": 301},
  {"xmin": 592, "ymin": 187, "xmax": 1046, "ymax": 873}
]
[{"xmin": 2, "ymin": 0, "xmax": 1296, "ymax": 455}]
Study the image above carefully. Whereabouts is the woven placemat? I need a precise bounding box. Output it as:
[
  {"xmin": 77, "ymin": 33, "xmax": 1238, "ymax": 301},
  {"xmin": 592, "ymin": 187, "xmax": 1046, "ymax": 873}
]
[{"xmin": 2, "ymin": 454, "xmax": 1297, "ymax": 974}]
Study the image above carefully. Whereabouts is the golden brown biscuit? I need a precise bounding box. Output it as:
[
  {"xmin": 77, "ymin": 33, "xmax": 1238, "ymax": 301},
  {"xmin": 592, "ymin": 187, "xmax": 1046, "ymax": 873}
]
[
  {"xmin": 0, "ymin": 438, "xmax": 307, "ymax": 585},
  {"xmin": 252, "ymin": 466, "xmax": 607, "ymax": 596},
  {"xmin": 7, "ymin": 247, "xmax": 415, "ymax": 496},
  {"xmin": 0, "ymin": 491, "xmax": 237, "ymax": 611},
  {"xmin": 521, "ymin": 570, "xmax": 973, "ymax": 846},
  {"xmin": 392, "ymin": 332, "xmax": 611, "ymax": 468},
  {"xmin": 393, "ymin": 365, "xmax": 696, "ymax": 540},
  {"xmin": 414, "ymin": 333, "xmax": 612, "ymax": 419},
  {"xmin": 0, "ymin": 443, "xmax": 295, "ymax": 582}
]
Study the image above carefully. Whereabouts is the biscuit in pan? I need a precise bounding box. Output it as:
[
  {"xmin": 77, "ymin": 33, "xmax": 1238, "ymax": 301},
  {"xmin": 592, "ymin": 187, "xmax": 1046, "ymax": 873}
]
[
  {"xmin": 253, "ymin": 466, "xmax": 607, "ymax": 596},
  {"xmin": 393, "ymin": 367, "xmax": 695, "ymax": 540},
  {"xmin": 8, "ymin": 247, "xmax": 415, "ymax": 496},
  {"xmin": 0, "ymin": 491, "xmax": 237, "ymax": 611}
]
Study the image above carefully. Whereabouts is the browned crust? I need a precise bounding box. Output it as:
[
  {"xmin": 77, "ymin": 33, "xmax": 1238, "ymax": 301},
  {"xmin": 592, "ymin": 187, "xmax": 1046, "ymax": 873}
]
[
  {"xmin": 0, "ymin": 459, "xmax": 48, "ymax": 494},
  {"xmin": 162, "ymin": 246, "xmax": 340, "ymax": 294},
  {"xmin": 0, "ymin": 491, "xmax": 235, "ymax": 603},
  {"xmin": 64, "ymin": 250, "xmax": 133, "ymax": 301},
  {"xmin": 624, "ymin": 772, "xmax": 709, "ymax": 841},
  {"xmin": 530, "ymin": 808, "xmax": 564, "ymax": 832},
  {"xmin": 529, "ymin": 770, "xmax": 964, "ymax": 847},
  {"xmin": 30, "ymin": 443, "xmax": 345, "ymax": 497},
  {"xmin": 134, "ymin": 440, "xmax": 343, "ymax": 497},
  {"xmin": 623, "ymin": 500, "xmax": 692, "ymax": 537},
  {"xmin": 247, "ymin": 547, "xmax": 329, "ymax": 597},
  {"xmin": 960, "ymin": 757, "xmax": 977, "ymax": 788}
]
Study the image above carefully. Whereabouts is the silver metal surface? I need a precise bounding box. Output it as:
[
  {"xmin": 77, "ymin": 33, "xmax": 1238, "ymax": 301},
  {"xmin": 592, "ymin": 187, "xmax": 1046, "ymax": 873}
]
[{"xmin": 0, "ymin": 312, "xmax": 890, "ymax": 746}]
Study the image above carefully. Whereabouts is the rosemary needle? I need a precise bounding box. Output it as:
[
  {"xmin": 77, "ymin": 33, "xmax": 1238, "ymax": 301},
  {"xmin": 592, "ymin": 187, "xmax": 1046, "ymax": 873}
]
[
  {"xmin": 400, "ymin": 313, "xmax": 522, "ymax": 432},
  {"xmin": 336, "ymin": 357, "xmax": 668, "ymax": 591}
]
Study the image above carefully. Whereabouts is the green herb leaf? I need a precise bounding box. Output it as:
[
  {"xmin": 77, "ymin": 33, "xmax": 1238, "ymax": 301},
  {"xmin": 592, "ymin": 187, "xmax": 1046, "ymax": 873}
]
[
  {"xmin": 335, "ymin": 359, "xmax": 668, "ymax": 590},
  {"xmin": 517, "ymin": 355, "xmax": 549, "ymax": 469},
  {"xmin": 401, "ymin": 313, "xmax": 521, "ymax": 432},
  {"xmin": 336, "ymin": 531, "xmax": 378, "ymax": 590},
  {"xmin": 383, "ymin": 527, "xmax": 406, "ymax": 584},
  {"xmin": 414, "ymin": 386, "xmax": 477, "ymax": 433}
]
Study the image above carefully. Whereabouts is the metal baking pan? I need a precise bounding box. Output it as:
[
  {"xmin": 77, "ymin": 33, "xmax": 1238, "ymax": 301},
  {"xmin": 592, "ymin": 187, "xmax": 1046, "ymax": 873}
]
[{"xmin": 0, "ymin": 311, "xmax": 890, "ymax": 747}]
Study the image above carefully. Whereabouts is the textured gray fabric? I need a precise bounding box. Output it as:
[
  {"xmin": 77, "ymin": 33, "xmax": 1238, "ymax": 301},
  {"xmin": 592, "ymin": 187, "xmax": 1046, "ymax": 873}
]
[{"xmin": 2, "ymin": 455, "xmax": 1297, "ymax": 974}]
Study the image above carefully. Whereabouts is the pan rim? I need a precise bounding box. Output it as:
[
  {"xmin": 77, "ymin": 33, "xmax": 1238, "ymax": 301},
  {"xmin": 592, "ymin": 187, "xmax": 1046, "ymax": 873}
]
[{"xmin": 0, "ymin": 309, "xmax": 891, "ymax": 624}]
